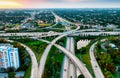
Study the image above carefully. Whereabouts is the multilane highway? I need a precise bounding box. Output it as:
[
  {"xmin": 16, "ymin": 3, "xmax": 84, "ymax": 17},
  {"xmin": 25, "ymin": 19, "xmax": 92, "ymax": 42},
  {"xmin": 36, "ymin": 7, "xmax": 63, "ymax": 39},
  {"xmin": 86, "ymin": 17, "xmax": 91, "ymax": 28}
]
[
  {"xmin": 38, "ymin": 30, "xmax": 78, "ymax": 78},
  {"xmin": 39, "ymin": 39, "xmax": 92, "ymax": 78},
  {"xmin": 2, "ymin": 11, "xmax": 120, "ymax": 78},
  {"xmin": 5, "ymin": 39, "xmax": 38, "ymax": 78},
  {"xmin": 0, "ymin": 31, "xmax": 120, "ymax": 38},
  {"xmin": 61, "ymin": 37, "xmax": 77, "ymax": 78},
  {"xmin": 38, "ymin": 11, "xmax": 81, "ymax": 78},
  {"xmin": 89, "ymin": 42, "xmax": 105, "ymax": 78},
  {"xmin": 53, "ymin": 10, "xmax": 78, "ymax": 78},
  {"xmin": 60, "ymin": 37, "xmax": 70, "ymax": 78},
  {"xmin": 20, "ymin": 43, "xmax": 38, "ymax": 78},
  {"xmin": 38, "ymin": 15, "xmax": 82, "ymax": 78},
  {"xmin": 68, "ymin": 37, "xmax": 76, "ymax": 78},
  {"xmin": 38, "ymin": 12, "xmax": 119, "ymax": 78},
  {"xmin": 4, "ymin": 30, "xmax": 119, "ymax": 78}
]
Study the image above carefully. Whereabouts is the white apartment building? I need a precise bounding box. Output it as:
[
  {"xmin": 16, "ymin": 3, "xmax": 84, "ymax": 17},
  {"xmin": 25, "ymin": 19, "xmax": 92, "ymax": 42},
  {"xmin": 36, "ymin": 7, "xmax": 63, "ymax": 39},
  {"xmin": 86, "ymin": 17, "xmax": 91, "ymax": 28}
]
[{"xmin": 0, "ymin": 44, "xmax": 20, "ymax": 70}]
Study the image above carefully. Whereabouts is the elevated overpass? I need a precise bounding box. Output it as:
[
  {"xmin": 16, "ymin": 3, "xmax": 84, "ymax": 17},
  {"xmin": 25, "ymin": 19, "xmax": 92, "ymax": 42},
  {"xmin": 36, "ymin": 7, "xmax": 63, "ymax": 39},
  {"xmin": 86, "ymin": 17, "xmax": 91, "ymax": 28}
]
[
  {"xmin": 39, "ymin": 39, "xmax": 92, "ymax": 78},
  {"xmin": 0, "ymin": 31, "xmax": 120, "ymax": 38}
]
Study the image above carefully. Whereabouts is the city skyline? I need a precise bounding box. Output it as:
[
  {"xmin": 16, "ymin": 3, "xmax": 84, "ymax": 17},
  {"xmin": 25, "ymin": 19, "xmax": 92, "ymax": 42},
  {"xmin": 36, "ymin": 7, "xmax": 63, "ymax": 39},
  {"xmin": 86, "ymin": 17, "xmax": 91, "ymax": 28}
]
[{"xmin": 0, "ymin": 0, "xmax": 120, "ymax": 8}]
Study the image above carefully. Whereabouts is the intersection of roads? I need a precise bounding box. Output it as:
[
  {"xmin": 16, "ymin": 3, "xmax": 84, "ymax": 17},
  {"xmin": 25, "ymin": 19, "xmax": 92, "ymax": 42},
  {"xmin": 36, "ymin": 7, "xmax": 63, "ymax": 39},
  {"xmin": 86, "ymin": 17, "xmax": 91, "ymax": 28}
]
[{"xmin": 1, "ymin": 11, "xmax": 120, "ymax": 78}]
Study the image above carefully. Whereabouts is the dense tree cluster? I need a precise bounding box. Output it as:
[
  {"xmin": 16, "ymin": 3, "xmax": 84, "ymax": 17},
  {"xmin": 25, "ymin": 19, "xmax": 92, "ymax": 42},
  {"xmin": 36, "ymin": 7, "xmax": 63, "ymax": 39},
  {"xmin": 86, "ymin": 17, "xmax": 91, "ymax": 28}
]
[
  {"xmin": 0, "ymin": 10, "xmax": 30, "ymax": 24},
  {"xmin": 35, "ymin": 10, "xmax": 55, "ymax": 24},
  {"xmin": 95, "ymin": 37, "xmax": 120, "ymax": 77},
  {"xmin": 12, "ymin": 42, "xmax": 31, "ymax": 71},
  {"xmin": 0, "ymin": 38, "xmax": 31, "ymax": 78},
  {"xmin": 53, "ymin": 8, "xmax": 120, "ymax": 27}
]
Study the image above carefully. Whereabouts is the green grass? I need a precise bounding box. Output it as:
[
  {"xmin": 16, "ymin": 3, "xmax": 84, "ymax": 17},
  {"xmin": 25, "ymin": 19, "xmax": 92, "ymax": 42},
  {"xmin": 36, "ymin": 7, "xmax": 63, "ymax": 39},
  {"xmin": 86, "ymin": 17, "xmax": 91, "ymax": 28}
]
[
  {"xmin": 14, "ymin": 38, "xmax": 48, "ymax": 77},
  {"xmin": 75, "ymin": 40, "xmax": 96, "ymax": 77},
  {"xmin": 76, "ymin": 51, "xmax": 94, "ymax": 77},
  {"xmin": 45, "ymin": 37, "xmax": 55, "ymax": 41},
  {"xmin": 23, "ymin": 64, "xmax": 31, "ymax": 78},
  {"xmin": 11, "ymin": 38, "xmax": 48, "ymax": 64},
  {"xmin": 52, "ymin": 24, "xmax": 65, "ymax": 28},
  {"xmin": 25, "ymin": 41, "xmax": 47, "ymax": 63}
]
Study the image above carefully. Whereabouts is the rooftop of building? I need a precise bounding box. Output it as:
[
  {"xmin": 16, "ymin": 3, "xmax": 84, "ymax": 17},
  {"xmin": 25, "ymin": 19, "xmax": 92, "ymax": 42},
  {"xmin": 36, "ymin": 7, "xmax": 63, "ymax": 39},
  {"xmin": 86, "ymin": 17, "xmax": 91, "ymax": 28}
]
[{"xmin": 0, "ymin": 44, "xmax": 14, "ymax": 51}]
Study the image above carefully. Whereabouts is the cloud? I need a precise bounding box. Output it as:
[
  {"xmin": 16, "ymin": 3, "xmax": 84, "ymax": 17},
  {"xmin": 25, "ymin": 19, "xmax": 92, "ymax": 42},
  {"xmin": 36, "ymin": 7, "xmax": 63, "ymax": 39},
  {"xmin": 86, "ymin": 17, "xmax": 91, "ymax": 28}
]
[
  {"xmin": 64, "ymin": 0, "xmax": 81, "ymax": 2},
  {"xmin": 15, "ymin": 0, "xmax": 120, "ymax": 8},
  {"xmin": 45, "ymin": 0, "xmax": 88, "ymax": 3}
]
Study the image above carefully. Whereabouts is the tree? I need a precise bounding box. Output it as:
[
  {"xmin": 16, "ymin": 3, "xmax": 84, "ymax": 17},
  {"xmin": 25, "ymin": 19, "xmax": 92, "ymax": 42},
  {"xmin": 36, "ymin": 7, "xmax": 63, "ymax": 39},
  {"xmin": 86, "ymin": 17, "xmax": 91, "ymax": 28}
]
[
  {"xmin": 8, "ymin": 72, "xmax": 15, "ymax": 78},
  {"xmin": 6, "ymin": 67, "xmax": 15, "ymax": 72},
  {"xmin": 78, "ymin": 75, "xmax": 85, "ymax": 78}
]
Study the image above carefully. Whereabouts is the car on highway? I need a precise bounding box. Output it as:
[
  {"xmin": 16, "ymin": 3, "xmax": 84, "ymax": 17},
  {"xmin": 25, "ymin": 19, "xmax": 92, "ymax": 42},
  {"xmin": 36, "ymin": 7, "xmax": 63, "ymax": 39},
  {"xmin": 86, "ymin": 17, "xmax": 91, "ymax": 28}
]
[{"xmin": 64, "ymin": 69, "xmax": 66, "ymax": 71}]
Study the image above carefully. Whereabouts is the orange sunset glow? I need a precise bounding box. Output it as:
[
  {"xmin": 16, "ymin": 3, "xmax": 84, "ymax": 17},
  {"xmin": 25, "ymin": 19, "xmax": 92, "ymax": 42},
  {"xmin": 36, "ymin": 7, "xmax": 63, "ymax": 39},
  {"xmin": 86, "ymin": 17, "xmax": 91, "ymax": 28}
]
[
  {"xmin": 0, "ymin": 0, "xmax": 119, "ymax": 8},
  {"xmin": 0, "ymin": 0, "xmax": 22, "ymax": 8}
]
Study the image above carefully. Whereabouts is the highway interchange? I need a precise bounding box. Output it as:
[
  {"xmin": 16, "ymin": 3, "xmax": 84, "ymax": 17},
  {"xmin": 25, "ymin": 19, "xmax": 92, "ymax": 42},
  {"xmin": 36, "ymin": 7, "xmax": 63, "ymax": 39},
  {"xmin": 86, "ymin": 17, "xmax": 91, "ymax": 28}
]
[{"xmin": 1, "ymin": 11, "xmax": 120, "ymax": 78}]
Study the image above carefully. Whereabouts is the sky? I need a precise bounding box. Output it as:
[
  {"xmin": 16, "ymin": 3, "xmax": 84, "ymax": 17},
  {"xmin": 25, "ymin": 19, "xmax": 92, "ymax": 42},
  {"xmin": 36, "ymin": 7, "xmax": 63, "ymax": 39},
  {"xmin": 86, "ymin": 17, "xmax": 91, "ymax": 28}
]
[{"xmin": 0, "ymin": 0, "xmax": 120, "ymax": 8}]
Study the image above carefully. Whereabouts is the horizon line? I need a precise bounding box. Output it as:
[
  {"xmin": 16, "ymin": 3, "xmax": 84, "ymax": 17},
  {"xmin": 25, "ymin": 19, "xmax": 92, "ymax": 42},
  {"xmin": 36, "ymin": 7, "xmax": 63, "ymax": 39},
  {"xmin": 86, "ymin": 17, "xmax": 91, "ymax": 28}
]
[{"xmin": 0, "ymin": 7, "xmax": 120, "ymax": 10}]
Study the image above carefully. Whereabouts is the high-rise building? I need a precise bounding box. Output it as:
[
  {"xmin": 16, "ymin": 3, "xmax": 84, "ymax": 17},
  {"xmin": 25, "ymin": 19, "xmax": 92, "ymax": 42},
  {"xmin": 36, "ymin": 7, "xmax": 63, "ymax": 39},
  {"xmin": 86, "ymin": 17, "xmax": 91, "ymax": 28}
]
[{"xmin": 0, "ymin": 44, "xmax": 20, "ymax": 71}]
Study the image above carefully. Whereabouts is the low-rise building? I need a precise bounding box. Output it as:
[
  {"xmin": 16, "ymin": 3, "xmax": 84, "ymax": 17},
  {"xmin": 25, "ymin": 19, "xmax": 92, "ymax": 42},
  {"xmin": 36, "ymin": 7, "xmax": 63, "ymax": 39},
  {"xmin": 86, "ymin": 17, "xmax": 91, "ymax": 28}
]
[
  {"xmin": 0, "ymin": 44, "xmax": 20, "ymax": 71},
  {"xmin": 109, "ymin": 43, "xmax": 116, "ymax": 48}
]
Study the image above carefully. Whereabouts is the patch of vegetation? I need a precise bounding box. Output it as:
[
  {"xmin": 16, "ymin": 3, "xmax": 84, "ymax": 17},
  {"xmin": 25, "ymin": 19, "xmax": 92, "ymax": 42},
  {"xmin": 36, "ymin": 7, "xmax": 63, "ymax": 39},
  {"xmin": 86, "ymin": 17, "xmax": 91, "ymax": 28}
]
[
  {"xmin": 52, "ymin": 23, "xmax": 65, "ymax": 28},
  {"xmin": 75, "ymin": 44, "xmax": 95, "ymax": 77},
  {"xmin": 42, "ymin": 37, "xmax": 66, "ymax": 78},
  {"xmin": 42, "ymin": 46, "xmax": 64, "ymax": 78},
  {"xmin": 74, "ymin": 36, "xmax": 101, "ymax": 77},
  {"xmin": 39, "ymin": 24, "xmax": 51, "ymax": 27},
  {"xmin": 78, "ymin": 74, "xmax": 85, "ymax": 78},
  {"xmin": 44, "ymin": 36, "xmax": 56, "ymax": 41},
  {"xmin": 23, "ymin": 64, "xmax": 31, "ymax": 78},
  {"xmin": 0, "ymin": 38, "xmax": 31, "ymax": 78},
  {"xmin": 95, "ymin": 36, "xmax": 120, "ymax": 78},
  {"xmin": 12, "ymin": 38, "xmax": 47, "ymax": 63}
]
